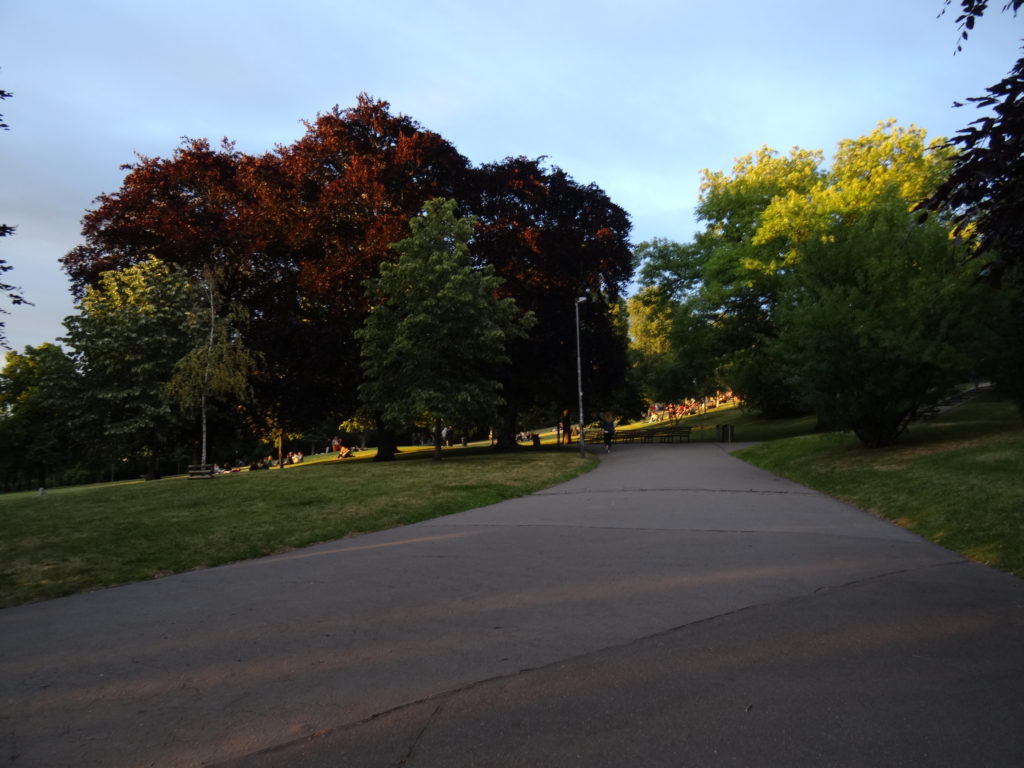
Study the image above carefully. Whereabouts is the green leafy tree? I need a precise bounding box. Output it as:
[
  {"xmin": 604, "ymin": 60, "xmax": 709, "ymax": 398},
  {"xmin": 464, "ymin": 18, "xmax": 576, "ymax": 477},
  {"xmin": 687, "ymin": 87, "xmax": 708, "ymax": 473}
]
[
  {"xmin": 62, "ymin": 257, "xmax": 198, "ymax": 478},
  {"xmin": 168, "ymin": 267, "xmax": 258, "ymax": 468},
  {"xmin": 0, "ymin": 344, "xmax": 78, "ymax": 489},
  {"xmin": 697, "ymin": 145, "xmax": 825, "ymax": 417},
  {"xmin": 776, "ymin": 189, "xmax": 986, "ymax": 447},
  {"xmin": 357, "ymin": 198, "xmax": 534, "ymax": 460},
  {"xmin": 642, "ymin": 122, "xmax": 961, "ymax": 422},
  {"xmin": 60, "ymin": 96, "xmax": 470, "ymax": 448},
  {"xmin": 626, "ymin": 288, "xmax": 672, "ymax": 400},
  {"xmin": 637, "ymin": 147, "xmax": 823, "ymax": 415}
]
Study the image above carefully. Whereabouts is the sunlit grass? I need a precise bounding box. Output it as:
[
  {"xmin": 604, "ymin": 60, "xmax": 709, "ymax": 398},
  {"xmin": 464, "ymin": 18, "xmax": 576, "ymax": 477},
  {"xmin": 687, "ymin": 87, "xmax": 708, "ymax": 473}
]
[
  {"xmin": 0, "ymin": 447, "xmax": 596, "ymax": 608},
  {"xmin": 736, "ymin": 392, "xmax": 1024, "ymax": 577},
  {"xmin": 617, "ymin": 402, "xmax": 817, "ymax": 443}
]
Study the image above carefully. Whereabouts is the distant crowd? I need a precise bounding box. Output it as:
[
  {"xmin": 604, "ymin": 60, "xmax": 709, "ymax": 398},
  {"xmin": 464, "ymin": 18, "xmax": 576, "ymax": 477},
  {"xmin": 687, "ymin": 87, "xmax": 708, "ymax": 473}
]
[{"xmin": 646, "ymin": 393, "xmax": 735, "ymax": 423}]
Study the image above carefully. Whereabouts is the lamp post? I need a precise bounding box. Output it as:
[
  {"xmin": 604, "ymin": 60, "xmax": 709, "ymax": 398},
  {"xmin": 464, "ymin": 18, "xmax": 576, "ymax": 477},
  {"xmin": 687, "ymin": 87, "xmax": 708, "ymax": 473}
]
[{"xmin": 575, "ymin": 296, "xmax": 586, "ymax": 458}]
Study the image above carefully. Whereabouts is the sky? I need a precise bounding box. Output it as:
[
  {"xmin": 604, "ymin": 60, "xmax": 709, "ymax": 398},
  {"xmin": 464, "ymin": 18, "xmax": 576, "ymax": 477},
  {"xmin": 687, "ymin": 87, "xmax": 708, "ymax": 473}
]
[{"xmin": 1, "ymin": 0, "xmax": 1021, "ymax": 352}]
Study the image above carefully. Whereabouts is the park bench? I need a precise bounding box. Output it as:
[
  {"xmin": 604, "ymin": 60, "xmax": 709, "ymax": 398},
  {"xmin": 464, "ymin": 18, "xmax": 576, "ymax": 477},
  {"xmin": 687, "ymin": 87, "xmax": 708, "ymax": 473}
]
[
  {"xmin": 187, "ymin": 464, "xmax": 215, "ymax": 479},
  {"xmin": 583, "ymin": 429, "xmax": 632, "ymax": 445},
  {"xmin": 583, "ymin": 426, "xmax": 692, "ymax": 444},
  {"xmin": 641, "ymin": 426, "xmax": 692, "ymax": 443}
]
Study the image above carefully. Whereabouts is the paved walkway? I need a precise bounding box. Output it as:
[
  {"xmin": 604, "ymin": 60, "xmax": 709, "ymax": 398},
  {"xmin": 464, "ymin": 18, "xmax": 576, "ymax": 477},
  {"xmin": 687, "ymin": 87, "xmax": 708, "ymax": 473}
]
[{"xmin": 1, "ymin": 444, "xmax": 1021, "ymax": 767}]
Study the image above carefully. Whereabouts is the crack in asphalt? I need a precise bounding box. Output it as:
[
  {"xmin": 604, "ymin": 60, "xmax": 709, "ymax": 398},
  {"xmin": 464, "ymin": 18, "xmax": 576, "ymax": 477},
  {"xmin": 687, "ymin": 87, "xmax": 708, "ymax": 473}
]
[
  {"xmin": 394, "ymin": 702, "xmax": 443, "ymax": 767},
  {"xmin": 213, "ymin": 560, "xmax": 968, "ymax": 767}
]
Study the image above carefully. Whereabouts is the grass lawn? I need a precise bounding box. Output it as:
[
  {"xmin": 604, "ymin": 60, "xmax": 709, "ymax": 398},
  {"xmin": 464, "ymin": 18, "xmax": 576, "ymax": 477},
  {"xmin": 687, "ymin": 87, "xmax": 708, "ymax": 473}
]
[
  {"xmin": 735, "ymin": 391, "xmax": 1024, "ymax": 578},
  {"xmin": 4, "ymin": 393, "xmax": 1019, "ymax": 608},
  {"xmin": 0, "ymin": 447, "xmax": 596, "ymax": 608},
  {"xmin": 613, "ymin": 401, "xmax": 818, "ymax": 443}
]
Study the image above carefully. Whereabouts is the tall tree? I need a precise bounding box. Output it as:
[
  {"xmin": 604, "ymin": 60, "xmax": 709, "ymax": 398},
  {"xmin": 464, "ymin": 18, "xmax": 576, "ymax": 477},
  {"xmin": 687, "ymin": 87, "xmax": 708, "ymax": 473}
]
[
  {"xmin": 357, "ymin": 198, "xmax": 533, "ymax": 460},
  {"xmin": 776, "ymin": 188, "xmax": 985, "ymax": 447},
  {"xmin": 61, "ymin": 96, "xmax": 471, "ymax": 442},
  {"xmin": 256, "ymin": 95, "xmax": 470, "ymax": 437},
  {"xmin": 632, "ymin": 239, "xmax": 717, "ymax": 401},
  {"xmin": 168, "ymin": 267, "xmax": 258, "ymax": 468},
  {"xmin": 642, "ymin": 122, "xmax": 965, "ymax": 432},
  {"xmin": 745, "ymin": 123, "xmax": 976, "ymax": 445},
  {"xmin": 62, "ymin": 258, "xmax": 198, "ymax": 478},
  {"xmin": 57, "ymin": 95, "xmax": 635, "ymax": 452},
  {"xmin": 926, "ymin": 1, "xmax": 1024, "ymax": 410},
  {"xmin": 651, "ymin": 145, "xmax": 824, "ymax": 416},
  {"xmin": 469, "ymin": 157, "xmax": 633, "ymax": 442},
  {"xmin": 0, "ymin": 343, "xmax": 78, "ymax": 490},
  {"xmin": 626, "ymin": 287, "xmax": 673, "ymax": 401},
  {"xmin": 1, "ymin": 83, "xmax": 29, "ymax": 348}
]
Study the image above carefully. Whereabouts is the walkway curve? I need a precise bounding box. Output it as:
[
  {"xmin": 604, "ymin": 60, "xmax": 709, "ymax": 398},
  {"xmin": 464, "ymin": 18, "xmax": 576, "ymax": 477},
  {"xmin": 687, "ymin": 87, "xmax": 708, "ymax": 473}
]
[{"xmin": 1, "ymin": 443, "xmax": 1021, "ymax": 767}]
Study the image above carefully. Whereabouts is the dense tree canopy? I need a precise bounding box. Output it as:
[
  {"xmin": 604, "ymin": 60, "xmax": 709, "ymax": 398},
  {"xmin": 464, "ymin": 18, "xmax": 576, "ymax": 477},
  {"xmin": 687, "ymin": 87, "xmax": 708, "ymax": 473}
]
[
  {"xmin": 635, "ymin": 121, "xmax": 993, "ymax": 445},
  {"xmin": 0, "ymin": 343, "xmax": 77, "ymax": 490},
  {"xmin": 776, "ymin": 188, "xmax": 985, "ymax": 446},
  {"xmin": 637, "ymin": 145, "xmax": 824, "ymax": 416},
  {"xmin": 470, "ymin": 157, "xmax": 634, "ymax": 439},
  {"xmin": 358, "ymin": 198, "xmax": 533, "ymax": 459},
  {"xmin": 52, "ymin": 96, "xmax": 633, "ymax": 467},
  {"xmin": 61, "ymin": 96, "xmax": 472, "ymax": 439},
  {"xmin": 61, "ymin": 258, "xmax": 199, "ymax": 477}
]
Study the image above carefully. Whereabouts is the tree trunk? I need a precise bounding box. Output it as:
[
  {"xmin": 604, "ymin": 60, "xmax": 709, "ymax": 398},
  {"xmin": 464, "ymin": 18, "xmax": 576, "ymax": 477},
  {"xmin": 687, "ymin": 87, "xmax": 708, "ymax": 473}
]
[
  {"xmin": 200, "ymin": 392, "xmax": 208, "ymax": 467},
  {"xmin": 374, "ymin": 426, "xmax": 398, "ymax": 462},
  {"xmin": 494, "ymin": 386, "xmax": 520, "ymax": 451}
]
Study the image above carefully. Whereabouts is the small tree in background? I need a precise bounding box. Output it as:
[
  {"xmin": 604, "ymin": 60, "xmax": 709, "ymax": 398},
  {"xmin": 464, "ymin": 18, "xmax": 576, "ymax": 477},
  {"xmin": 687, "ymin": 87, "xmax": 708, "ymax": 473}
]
[
  {"xmin": 357, "ymin": 198, "xmax": 534, "ymax": 460},
  {"xmin": 168, "ymin": 266, "xmax": 258, "ymax": 469},
  {"xmin": 0, "ymin": 343, "xmax": 78, "ymax": 489},
  {"xmin": 61, "ymin": 257, "xmax": 197, "ymax": 478}
]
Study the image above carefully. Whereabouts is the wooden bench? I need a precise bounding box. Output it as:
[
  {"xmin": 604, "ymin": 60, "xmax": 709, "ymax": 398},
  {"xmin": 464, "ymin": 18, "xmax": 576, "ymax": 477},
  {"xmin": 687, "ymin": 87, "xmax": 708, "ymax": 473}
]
[
  {"xmin": 583, "ymin": 429, "xmax": 633, "ymax": 445},
  {"xmin": 644, "ymin": 426, "xmax": 692, "ymax": 443},
  {"xmin": 583, "ymin": 426, "xmax": 692, "ymax": 444},
  {"xmin": 188, "ymin": 464, "xmax": 215, "ymax": 479}
]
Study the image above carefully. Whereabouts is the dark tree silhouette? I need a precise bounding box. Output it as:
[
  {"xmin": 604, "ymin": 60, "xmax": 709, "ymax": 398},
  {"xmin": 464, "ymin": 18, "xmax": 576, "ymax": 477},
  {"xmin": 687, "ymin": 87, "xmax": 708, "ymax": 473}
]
[{"xmin": 1, "ymin": 84, "xmax": 30, "ymax": 348}]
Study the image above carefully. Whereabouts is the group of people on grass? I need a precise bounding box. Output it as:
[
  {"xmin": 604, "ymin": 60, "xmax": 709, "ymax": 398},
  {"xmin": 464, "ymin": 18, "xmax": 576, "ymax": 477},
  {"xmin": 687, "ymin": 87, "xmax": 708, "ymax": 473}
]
[
  {"xmin": 247, "ymin": 452, "xmax": 304, "ymax": 471},
  {"xmin": 646, "ymin": 393, "xmax": 735, "ymax": 423},
  {"xmin": 330, "ymin": 436, "xmax": 362, "ymax": 459}
]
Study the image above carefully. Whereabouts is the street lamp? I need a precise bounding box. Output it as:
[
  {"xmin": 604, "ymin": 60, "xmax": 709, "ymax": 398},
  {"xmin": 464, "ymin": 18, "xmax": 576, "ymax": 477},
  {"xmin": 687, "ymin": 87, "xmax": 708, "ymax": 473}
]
[{"xmin": 575, "ymin": 295, "xmax": 586, "ymax": 458}]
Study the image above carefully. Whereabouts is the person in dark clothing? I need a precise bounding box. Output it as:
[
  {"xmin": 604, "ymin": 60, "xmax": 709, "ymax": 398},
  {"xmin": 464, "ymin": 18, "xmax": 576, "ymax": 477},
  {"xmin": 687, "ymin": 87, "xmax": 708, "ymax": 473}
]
[{"xmin": 599, "ymin": 412, "xmax": 615, "ymax": 453}]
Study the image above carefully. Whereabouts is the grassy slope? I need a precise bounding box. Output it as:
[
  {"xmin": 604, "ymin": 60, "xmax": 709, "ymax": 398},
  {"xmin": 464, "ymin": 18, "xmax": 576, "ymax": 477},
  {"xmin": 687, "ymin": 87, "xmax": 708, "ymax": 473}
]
[
  {"xmin": 3, "ymin": 394, "xmax": 1019, "ymax": 607},
  {"xmin": 0, "ymin": 448, "xmax": 596, "ymax": 608},
  {"xmin": 736, "ymin": 393, "xmax": 1024, "ymax": 577}
]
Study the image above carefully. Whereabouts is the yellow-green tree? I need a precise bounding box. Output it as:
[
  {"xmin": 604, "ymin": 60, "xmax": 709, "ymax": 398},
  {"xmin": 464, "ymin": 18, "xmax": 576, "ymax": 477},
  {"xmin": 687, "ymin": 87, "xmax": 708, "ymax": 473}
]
[
  {"xmin": 62, "ymin": 257, "xmax": 198, "ymax": 478},
  {"xmin": 640, "ymin": 120, "xmax": 993, "ymax": 443},
  {"xmin": 639, "ymin": 146, "xmax": 823, "ymax": 415}
]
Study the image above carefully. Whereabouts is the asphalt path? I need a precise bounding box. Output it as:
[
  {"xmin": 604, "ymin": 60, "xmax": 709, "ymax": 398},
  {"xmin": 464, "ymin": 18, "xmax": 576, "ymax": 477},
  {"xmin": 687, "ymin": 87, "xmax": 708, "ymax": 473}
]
[{"xmin": 1, "ymin": 443, "xmax": 1021, "ymax": 767}]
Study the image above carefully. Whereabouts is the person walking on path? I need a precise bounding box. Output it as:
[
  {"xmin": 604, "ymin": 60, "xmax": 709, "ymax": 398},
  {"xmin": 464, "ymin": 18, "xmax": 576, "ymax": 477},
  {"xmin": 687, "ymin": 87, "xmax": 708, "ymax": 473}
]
[{"xmin": 599, "ymin": 411, "xmax": 615, "ymax": 452}]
